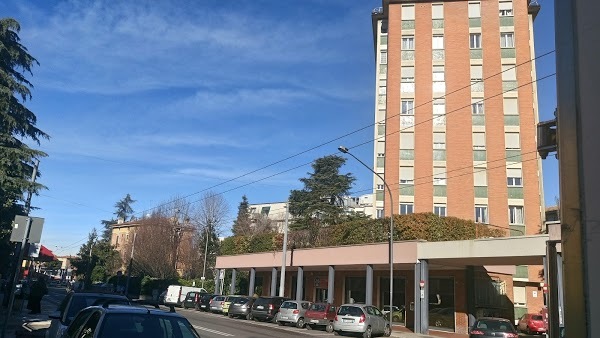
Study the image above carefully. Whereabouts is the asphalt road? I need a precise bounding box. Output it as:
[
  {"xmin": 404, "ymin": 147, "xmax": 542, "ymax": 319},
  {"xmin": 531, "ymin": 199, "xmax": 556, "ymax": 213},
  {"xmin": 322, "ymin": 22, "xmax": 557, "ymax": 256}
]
[
  {"xmin": 177, "ymin": 308, "xmax": 333, "ymax": 338},
  {"xmin": 45, "ymin": 286, "xmax": 67, "ymax": 306}
]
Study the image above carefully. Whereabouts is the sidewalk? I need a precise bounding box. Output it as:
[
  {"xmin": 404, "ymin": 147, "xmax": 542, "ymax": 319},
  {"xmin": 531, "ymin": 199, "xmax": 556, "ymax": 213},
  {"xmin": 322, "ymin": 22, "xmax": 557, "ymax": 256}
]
[{"xmin": 0, "ymin": 293, "xmax": 57, "ymax": 338}]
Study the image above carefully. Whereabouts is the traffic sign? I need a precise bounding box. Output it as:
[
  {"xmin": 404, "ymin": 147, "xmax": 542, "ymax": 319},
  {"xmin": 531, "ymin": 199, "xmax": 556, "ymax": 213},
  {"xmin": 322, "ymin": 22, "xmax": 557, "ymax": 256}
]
[{"xmin": 10, "ymin": 215, "xmax": 44, "ymax": 243}]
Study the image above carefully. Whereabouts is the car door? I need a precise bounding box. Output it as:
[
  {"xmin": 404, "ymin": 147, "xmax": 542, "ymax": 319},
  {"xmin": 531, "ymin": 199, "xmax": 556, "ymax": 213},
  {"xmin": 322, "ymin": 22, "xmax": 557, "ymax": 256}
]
[
  {"xmin": 372, "ymin": 307, "xmax": 386, "ymax": 333},
  {"xmin": 63, "ymin": 309, "xmax": 96, "ymax": 338},
  {"xmin": 76, "ymin": 311, "xmax": 102, "ymax": 338}
]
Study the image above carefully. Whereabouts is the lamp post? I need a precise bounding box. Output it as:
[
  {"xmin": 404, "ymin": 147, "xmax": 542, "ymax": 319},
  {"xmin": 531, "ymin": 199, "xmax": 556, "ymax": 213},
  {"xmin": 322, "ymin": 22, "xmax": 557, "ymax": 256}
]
[
  {"xmin": 279, "ymin": 202, "xmax": 289, "ymax": 297},
  {"xmin": 339, "ymin": 146, "xmax": 394, "ymax": 334}
]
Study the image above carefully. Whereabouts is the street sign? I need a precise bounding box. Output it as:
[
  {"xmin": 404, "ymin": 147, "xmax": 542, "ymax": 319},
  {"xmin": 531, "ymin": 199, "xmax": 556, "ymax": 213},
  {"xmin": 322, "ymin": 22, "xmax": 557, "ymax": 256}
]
[
  {"xmin": 219, "ymin": 269, "xmax": 225, "ymax": 280},
  {"xmin": 10, "ymin": 215, "xmax": 44, "ymax": 243}
]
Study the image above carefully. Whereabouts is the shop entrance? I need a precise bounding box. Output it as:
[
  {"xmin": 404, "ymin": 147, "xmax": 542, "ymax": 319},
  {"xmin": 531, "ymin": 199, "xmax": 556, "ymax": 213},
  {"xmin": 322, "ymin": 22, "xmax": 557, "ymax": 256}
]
[{"xmin": 315, "ymin": 288, "xmax": 328, "ymax": 303}]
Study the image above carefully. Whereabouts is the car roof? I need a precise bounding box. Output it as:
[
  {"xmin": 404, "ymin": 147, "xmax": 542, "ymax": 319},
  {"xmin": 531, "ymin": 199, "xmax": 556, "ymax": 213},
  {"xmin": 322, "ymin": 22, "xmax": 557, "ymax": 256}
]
[
  {"xmin": 477, "ymin": 317, "xmax": 511, "ymax": 322},
  {"xmin": 89, "ymin": 305, "xmax": 186, "ymax": 318},
  {"xmin": 339, "ymin": 303, "xmax": 368, "ymax": 308},
  {"xmin": 71, "ymin": 292, "xmax": 128, "ymax": 298}
]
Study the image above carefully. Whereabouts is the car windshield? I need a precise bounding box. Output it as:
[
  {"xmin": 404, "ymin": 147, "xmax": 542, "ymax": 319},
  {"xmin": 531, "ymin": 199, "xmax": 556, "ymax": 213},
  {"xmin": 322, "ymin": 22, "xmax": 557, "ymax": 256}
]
[
  {"xmin": 213, "ymin": 296, "xmax": 224, "ymax": 302},
  {"xmin": 475, "ymin": 319, "xmax": 516, "ymax": 333},
  {"xmin": 309, "ymin": 303, "xmax": 326, "ymax": 311},
  {"xmin": 66, "ymin": 295, "xmax": 129, "ymax": 324},
  {"xmin": 532, "ymin": 315, "xmax": 543, "ymax": 321},
  {"xmin": 253, "ymin": 297, "xmax": 270, "ymax": 305},
  {"xmin": 233, "ymin": 297, "xmax": 250, "ymax": 304},
  {"xmin": 201, "ymin": 295, "xmax": 213, "ymax": 301},
  {"xmin": 280, "ymin": 301, "xmax": 297, "ymax": 309},
  {"xmin": 338, "ymin": 306, "xmax": 364, "ymax": 317},
  {"xmin": 98, "ymin": 313, "xmax": 200, "ymax": 338}
]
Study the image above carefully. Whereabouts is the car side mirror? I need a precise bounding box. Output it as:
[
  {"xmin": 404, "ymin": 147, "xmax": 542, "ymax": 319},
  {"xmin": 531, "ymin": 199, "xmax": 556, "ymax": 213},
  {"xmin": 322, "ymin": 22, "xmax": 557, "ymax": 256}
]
[{"xmin": 49, "ymin": 311, "xmax": 61, "ymax": 320}]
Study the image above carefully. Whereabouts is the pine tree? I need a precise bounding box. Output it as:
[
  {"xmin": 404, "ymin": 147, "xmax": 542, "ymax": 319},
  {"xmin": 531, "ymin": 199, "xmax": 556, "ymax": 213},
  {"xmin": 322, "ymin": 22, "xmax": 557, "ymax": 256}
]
[{"xmin": 232, "ymin": 195, "xmax": 251, "ymax": 236}]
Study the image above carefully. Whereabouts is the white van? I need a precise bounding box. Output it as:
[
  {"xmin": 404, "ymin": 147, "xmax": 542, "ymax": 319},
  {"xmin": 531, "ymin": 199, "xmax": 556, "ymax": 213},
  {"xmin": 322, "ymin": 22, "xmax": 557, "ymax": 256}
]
[{"xmin": 164, "ymin": 285, "xmax": 207, "ymax": 306}]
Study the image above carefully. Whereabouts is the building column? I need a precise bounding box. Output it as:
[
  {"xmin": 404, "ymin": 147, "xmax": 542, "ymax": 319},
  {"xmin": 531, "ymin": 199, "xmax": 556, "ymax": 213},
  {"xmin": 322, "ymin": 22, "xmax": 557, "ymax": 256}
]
[
  {"xmin": 366, "ymin": 264, "xmax": 374, "ymax": 305},
  {"xmin": 296, "ymin": 266, "xmax": 304, "ymax": 301},
  {"xmin": 270, "ymin": 267, "xmax": 278, "ymax": 297},
  {"xmin": 230, "ymin": 269, "xmax": 237, "ymax": 295},
  {"xmin": 328, "ymin": 265, "xmax": 335, "ymax": 304},
  {"xmin": 414, "ymin": 260, "xmax": 429, "ymax": 334},
  {"xmin": 214, "ymin": 270, "xmax": 221, "ymax": 295},
  {"xmin": 466, "ymin": 266, "xmax": 477, "ymax": 327},
  {"xmin": 248, "ymin": 268, "xmax": 256, "ymax": 297}
]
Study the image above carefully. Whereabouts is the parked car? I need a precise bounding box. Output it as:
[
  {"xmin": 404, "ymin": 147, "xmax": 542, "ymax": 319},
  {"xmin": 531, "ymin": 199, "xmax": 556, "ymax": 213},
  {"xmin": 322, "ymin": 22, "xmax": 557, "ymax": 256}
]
[
  {"xmin": 222, "ymin": 295, "xmax": 242, "ymax": 315},
  {"xmin": 277, "ymin": 300, "xmax": 311, "ymax": 328},
  {"xmin": 196, "ymin": 293, "xmax": 216, "ymax": 311},
  {"xmin": 517, "ymin": 313, "xmax": 547, "ymax": 335},
  {"xmin": 382, "ymin": 305, "xmax": 404, "ymax": 323},
  {"xmin": 333, "ymin": 304, "xmax": 391, "ymax": 338},
  {"xmin": 227, "ymin": 296, "xmax": 255, "ymax": 319},
  {"xmin": 164, "ymin": 285, "xmax": 207, "ymax": 306},
  {"xmin": 46, "ymin": 291, "xmax": 130, "ymax": 338},
  {"xmin": 305, "ymin": 303, "xmax": 337, "ymax": 332},
  {"xmin": 60, "ymin": 304, "xmax": 201, "ymax": 338},
  {"xmin": 209, "ymin": 295, "xmax": 227, "ymax": 313},
  {"xmin": 182, "ymin": 291, "xmax": 205, "ymax": 309},
  {"xmin": 251, "ymin": 296, "xmax": 288, "ymax": 322},
  {"xmin": 158, "ymin": 290, "xmax": 167, "ymax": 305},
  {"xmin": 469, "ymin": 317, "xmax": 519, "ymax": 338}
]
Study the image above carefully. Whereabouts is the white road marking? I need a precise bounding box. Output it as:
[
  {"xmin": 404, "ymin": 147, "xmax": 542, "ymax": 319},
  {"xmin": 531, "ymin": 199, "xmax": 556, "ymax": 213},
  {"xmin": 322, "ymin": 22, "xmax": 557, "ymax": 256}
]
[{"xmin": 193, "ymin": 325, "xmax": 235, "ymax": 337}]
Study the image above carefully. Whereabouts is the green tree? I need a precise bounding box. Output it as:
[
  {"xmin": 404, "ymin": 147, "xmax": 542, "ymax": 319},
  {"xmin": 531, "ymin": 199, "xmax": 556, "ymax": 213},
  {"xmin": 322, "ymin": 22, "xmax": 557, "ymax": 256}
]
[
  {"xmin": 114, "ymin": 193, "xmax": 135, "ymax": 221},
  {"xmin": 0, "ymin": 18, "xmax": 49, "ymax": 274},
  {"xmin": 70, "ymin": 229, "xmax": 98, "ymax": 288},
  {"xmin": 232, "ymin": 195, "xmax": 251, "ymax": 236},
  {"xmin": 288, "ymin": 155, "xmax": 355, "ymax": 239}
]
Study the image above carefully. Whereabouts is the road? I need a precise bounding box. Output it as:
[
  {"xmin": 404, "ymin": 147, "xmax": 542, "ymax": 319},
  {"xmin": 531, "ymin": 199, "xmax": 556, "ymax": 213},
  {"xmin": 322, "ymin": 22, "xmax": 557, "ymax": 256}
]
[
  {"xmin": 176, "ymin": 309, "xmax": 331, "ymax": 338},
  {"xmin": 45, "ymin": 286, "xmax": 67, "ymax": 306}
]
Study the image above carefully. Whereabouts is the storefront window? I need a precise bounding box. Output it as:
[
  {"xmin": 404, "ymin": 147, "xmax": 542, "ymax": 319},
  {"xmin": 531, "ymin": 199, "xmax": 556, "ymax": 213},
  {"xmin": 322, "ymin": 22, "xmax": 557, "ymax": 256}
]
[
  {"xmin": 429, "ymin": 277, "xmax": 455, "ymax": 331},
  {"xmin": 380, "ymin": 278, "xmax": 406, "ymax": 324},
  {"xmin": 344, "ymin": 277, "xmax": 366, "ymax": 304}
]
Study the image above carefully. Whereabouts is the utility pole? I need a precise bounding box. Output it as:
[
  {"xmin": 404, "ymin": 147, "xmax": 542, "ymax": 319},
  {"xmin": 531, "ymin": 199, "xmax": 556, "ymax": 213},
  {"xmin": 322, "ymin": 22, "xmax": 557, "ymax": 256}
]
[
  {"xmin": 124, "ymin": 232, "xmax": 137, "ymax": 296},
  {"xmin": 201, "ymin": 219, "xmax": 211, "ymax": 289},
  {"xmin": 1, "ymin": 159, "xmax": 39, "ymax": 338},
  {"xmin": 278, "ymin": 202, "xmax": 289, "ymax": 297},
  {"xmin": 85, "ymin": 235, "xmax": 97, "ymax": 290}
]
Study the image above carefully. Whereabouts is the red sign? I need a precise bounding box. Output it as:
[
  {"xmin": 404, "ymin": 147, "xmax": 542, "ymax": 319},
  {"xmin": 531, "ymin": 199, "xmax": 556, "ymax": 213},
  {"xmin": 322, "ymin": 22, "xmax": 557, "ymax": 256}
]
[{"xmin": 419, "ymin": 280, "xmax": 425, "ymax": 288}]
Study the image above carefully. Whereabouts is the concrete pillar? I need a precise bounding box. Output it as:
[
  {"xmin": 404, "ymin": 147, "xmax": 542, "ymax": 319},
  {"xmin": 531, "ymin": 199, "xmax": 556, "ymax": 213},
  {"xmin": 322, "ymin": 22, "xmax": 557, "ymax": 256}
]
[
  {"xmin": 230, "ymin": 269, "xmax": 237, "ymax": 295},
  {"xmin": 296, "ymin": 267, "xmax": 304, "ymax": 301},
  {"xmin": 414, "ymin": 262, "xmax": 421, "ymax": 333},
  {"xmin": 414, "ymin": 260, "xmax": 429, "ymax": 334},
  {"xmin": 466, "ymin": 266, "xmax": 476, "ymax": 328},
  {"xmin": 366, "ymin": 265, "xmax": 374, "ymax": 305},
  {"xmin": 270, "ymin": 267, "xmax": 278, "ymax": 297},
  {"xmin": 328, "ymin": 265, "xmax": 335, "ymax": 304},
  {"xmin": 214, "ymin": 271, "xmax": 221, "ymax": 295},
  {"xmin": 248, "ymin": 268, "xmax": 256, "ymax": 297}
]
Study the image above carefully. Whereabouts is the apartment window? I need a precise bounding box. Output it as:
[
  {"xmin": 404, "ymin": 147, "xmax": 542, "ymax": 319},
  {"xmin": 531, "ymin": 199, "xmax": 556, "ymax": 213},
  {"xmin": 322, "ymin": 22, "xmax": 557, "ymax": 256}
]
[
  {"xmin": 472, "ymin": 100, "xmax": 484, "ymax": 114},
  {"xmin": 507, "ymin": 168, "xmax": 523, "ymax": 186},
  {"xmin": 505, "ymin": 132, "xmax": 521, "ymax": 149},
  {"xmin": 400, "ymin": 132, "xmax": 415, "ymax": 150},
  {"xmin": 376, "ymin": 209, "xmax": 384, "ymax": 219},
  {"xmin": 500, "ymin": 32, "xmax": 515, "ymax": 48},
  {"xmin": 468, "ymin": 2, "xmax": 481, "ymax": 18},
  {"xmin": 401, "ymin": 66, "xmax": 415, "ymax": 93},
  {"xmin": 499, "ymin": 1, "xmax": 514, "ymax": 16},
  {"xmin": 502, "ymin": 64, "xmax": 517, "ymax": 81},
  {"xmin": 471, "ymin": 65, "xmax": 484, "ymax": 91},
  {"xmin": 261, "ymin": 206, "xmax": 270, "ymax": 215},
  {"xmin": 432, "ymin": 4, "xmax": 444, "ymax": 19},
  {"xmin": 377, "ymin": 184, "xmax": 384, "ymax": 190},
  {"xmin": 433, "ymin": 66, "xmax": 445, "ymax": 92},
  {"xmin": 433, "ymin": 132, "xmax": 446, "ymax": 149},
  {"xmin": 400, "ymin": 166, "xmax": 414, "ymax": 184},
  {"xmin": 474, "ymin": 168, "xmax": 487, "ymax": 186},
  {"xmin": 380, "ymin": 50, "xmax": 388, "ymax": 64},
  {"xmin": 433, "ymin": 167, "xmax": 447, "ymax": 186},
  {"xmin": 401, "ymin": 100, "xmax": 414, "ymax": 115},
  {"xmin": 378, "ymin": 86, "xmax": 387, "ymax": 95},
  {"xmin": 470, "ymin": 33, "xmax": 482, "ymax": 49},
  {"xmin": 433, "ymin": 99, "xmax": 446, "ymax": 125},
  {"xmin": 473, "ymin": 132, "xmax": 486, "ymax": 150},
  {"xmin": 514, "ymin": 286, "xmax": 526, "ymax": 306},
  {"xmin": 402, "ymin": 36, "xmax": 415, "ymax": 50},
  {"xmin": 432, "ymin": 35, "xmax": 444, "ymax": 49},
  {"xmin": 434, "ymin": 204, "xmax": 447, "ymax": 217},
  {"xmin": 509, "ymin": 205, "xmax": 524, "ymax": 225},
  {"xmin": 475, "ymin": 205, "xmax": 489, "ymax": 223},
  {"xmin": 402, "ymin": 5, "xmax": 415, "ymax": 20},
  {"xmin": 400, "ymin": 203, "xmax": 414, "ymax": 215},
  {"xmin": 503, "ymin": 97, "xmax": 519, "ymax": 115}
]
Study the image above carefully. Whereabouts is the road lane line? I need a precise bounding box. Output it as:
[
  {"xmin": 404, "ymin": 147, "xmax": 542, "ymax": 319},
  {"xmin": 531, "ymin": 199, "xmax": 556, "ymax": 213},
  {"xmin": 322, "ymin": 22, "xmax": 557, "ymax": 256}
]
[{"xmin": 192, "ymin": 325, "xmax": 234, "ymax": 336}]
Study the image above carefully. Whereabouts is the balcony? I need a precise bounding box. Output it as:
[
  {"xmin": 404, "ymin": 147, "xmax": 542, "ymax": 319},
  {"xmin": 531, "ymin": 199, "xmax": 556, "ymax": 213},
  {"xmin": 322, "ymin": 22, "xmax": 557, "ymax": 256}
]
[
  {"xmin": 432, "ymin": 49, "xmax": 445, "ymax": 61},
  {"xmin": 507, "ymin": 187, "xmax": 524, "ymax": 199},
  {"xmin": 433, "ymin": 149, "xmax": 446, "ymax": 161},
  {"xmin": 500, "ymin": 16, "xmax": 514, "ymax": 27},
  {"xmin": 470, "ymin": 49, "xmax": 483, "ymax": 59},
  {"xmin": 402, "ymin": 20, "xmax": 415, "ymax": 30},
  {"xmin": 400, "ymin": 184, "xmax": 414, "ymax": 196},
  {"xmin": 400, "ymin": 149, "xmax": 415, "ymax": 160},
  {"xmin": 501, "ymin": 48, "xmax": 516, "ymax": 58},
  {"xmin": 473, "ymin": 150, "xmax": 487, "ymax": 161},
  {"xmin": 402, "ymin": 51, "xmax": 415, "ymax": 61},
  {"xmin": 502, "ymin": 81, "xmax": 518, "ymax": 92},
  {"xmin": 504, "ymin": 115, "xmax": 520, "ymax": 126},
  {"xmin": 433, "ymin": 185, "xmax": 447, "ymax": 197},
  {"xmin": 472, "ymin": 115, "xmax": 485, "ymax": 126},
  {"xmin": 474, "ymin": 186, "xmax": 488, "ymax": 198},
  {"xmin": 432, "ymin": 19, "xmax": 444, "ymax": 29},
  {"xmin": 506, "ymin": 150, "xmax": 521, "ymax": 162},
  {"xmin": 469, "ymin": 18, "xmax": 481, "ymax": 27}
]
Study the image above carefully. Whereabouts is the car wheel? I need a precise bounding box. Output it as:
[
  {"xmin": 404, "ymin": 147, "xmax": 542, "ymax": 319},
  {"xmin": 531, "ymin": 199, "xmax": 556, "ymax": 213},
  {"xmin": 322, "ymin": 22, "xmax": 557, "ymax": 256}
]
[
  {"xmin": 383, "ymin": 324, "xmax": 391, "ymax": 337},
  {"xmin": 362, "ymin": 326, "xmax": 372, "ymax": 338},
  {"xmin": 183, "ymin": 305, "xmax": 188, "ymax": 309},
  {"xmin": 194, "ymin": 304, "xmax": 199, "ymax": 311},
  {"xmin": 326, "ymin": 322, "xmax": 334, "ymax": 333},
  {"xmin": 278, "ymin": 320, "xmax": 285, "ymax": 326},
  {"xmin": 296, "ymin": 317, "xmax": 305, "ymax": 328},
  {"xmin": 306, "ymin": 324, "xmax": 313, "ymax": 330},
  {"xmin": 333, "ymin": 331, "xmax": 341, "ymax": 336},
  {"xmin": 228, "ymin": 313, "xmax": 234, "ymax": 318},
  {"xmin": 253, "ymin": 316, "xmax": 260, "ymax": 322}
]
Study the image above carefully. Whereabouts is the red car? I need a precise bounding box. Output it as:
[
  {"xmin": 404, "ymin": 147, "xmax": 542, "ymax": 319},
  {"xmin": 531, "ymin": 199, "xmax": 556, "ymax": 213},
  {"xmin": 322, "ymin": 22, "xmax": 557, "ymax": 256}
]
[
  {"xmin": 517, "ymin": 313, "xmax": 547, "ymax": 335},
  {"xmin": 304, "ymin": 303, "xmax": 337, "ymax": 332}
]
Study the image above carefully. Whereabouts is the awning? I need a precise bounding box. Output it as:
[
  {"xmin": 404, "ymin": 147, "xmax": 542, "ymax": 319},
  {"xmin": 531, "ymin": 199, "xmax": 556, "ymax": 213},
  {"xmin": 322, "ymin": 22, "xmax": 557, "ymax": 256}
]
[{"xmin": 29, "ymin": 244, "xmax": 57, "ymax": 262}]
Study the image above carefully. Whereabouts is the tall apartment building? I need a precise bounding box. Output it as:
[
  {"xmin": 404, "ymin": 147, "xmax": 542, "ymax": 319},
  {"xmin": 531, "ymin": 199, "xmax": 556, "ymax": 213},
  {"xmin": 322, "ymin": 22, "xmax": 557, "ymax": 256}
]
[{"xmin": 371, "ymin": 0, "xmax": 545, "ymax": 321}]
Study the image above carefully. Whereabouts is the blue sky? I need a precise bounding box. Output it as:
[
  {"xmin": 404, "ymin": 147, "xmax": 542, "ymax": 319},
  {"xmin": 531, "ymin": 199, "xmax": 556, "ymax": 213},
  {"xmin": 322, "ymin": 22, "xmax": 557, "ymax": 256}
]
[{"xmin": 1, "ymin": 0, "xmax": 558, "ymax": 256}]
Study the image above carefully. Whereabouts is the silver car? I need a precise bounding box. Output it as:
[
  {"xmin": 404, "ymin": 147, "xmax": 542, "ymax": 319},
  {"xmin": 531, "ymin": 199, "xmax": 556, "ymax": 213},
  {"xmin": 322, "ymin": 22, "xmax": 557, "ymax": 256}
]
[
  {"xmin": 333, "ymin": 304, "xmax": 391, "ymax": 338},
  {"xmin": 209, "ymin": 295, "xmax": 226, "ymax": 313},
  {"xmin": 277, "ymin": 300, "xmax": 311, "ymax": 328}
]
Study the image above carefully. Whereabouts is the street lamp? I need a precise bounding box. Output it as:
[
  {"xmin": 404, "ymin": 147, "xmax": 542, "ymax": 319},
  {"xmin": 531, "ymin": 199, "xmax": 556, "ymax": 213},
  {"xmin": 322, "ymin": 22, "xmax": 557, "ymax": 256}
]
[{"xmin": 338, "ymin": 145, "xmax": 394, "ymax": 334}]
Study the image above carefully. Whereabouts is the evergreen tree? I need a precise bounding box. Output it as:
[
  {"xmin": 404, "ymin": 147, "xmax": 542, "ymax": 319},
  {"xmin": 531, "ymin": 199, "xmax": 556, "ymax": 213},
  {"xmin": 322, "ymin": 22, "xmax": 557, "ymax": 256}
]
[
  {"xmin": 114, "ymin": 193, "xmax": 135, "ymax": 221},
  {"xmin": 232, "ymin": 195, "xmax": 251, "ymax": 236},
  {"xmin": 288, "ymin": 155, "xmax": 355, "ymax": 237},
  {"xmin": 0, "ymin": 18, "xmax": 49, "ymax": 273}
]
